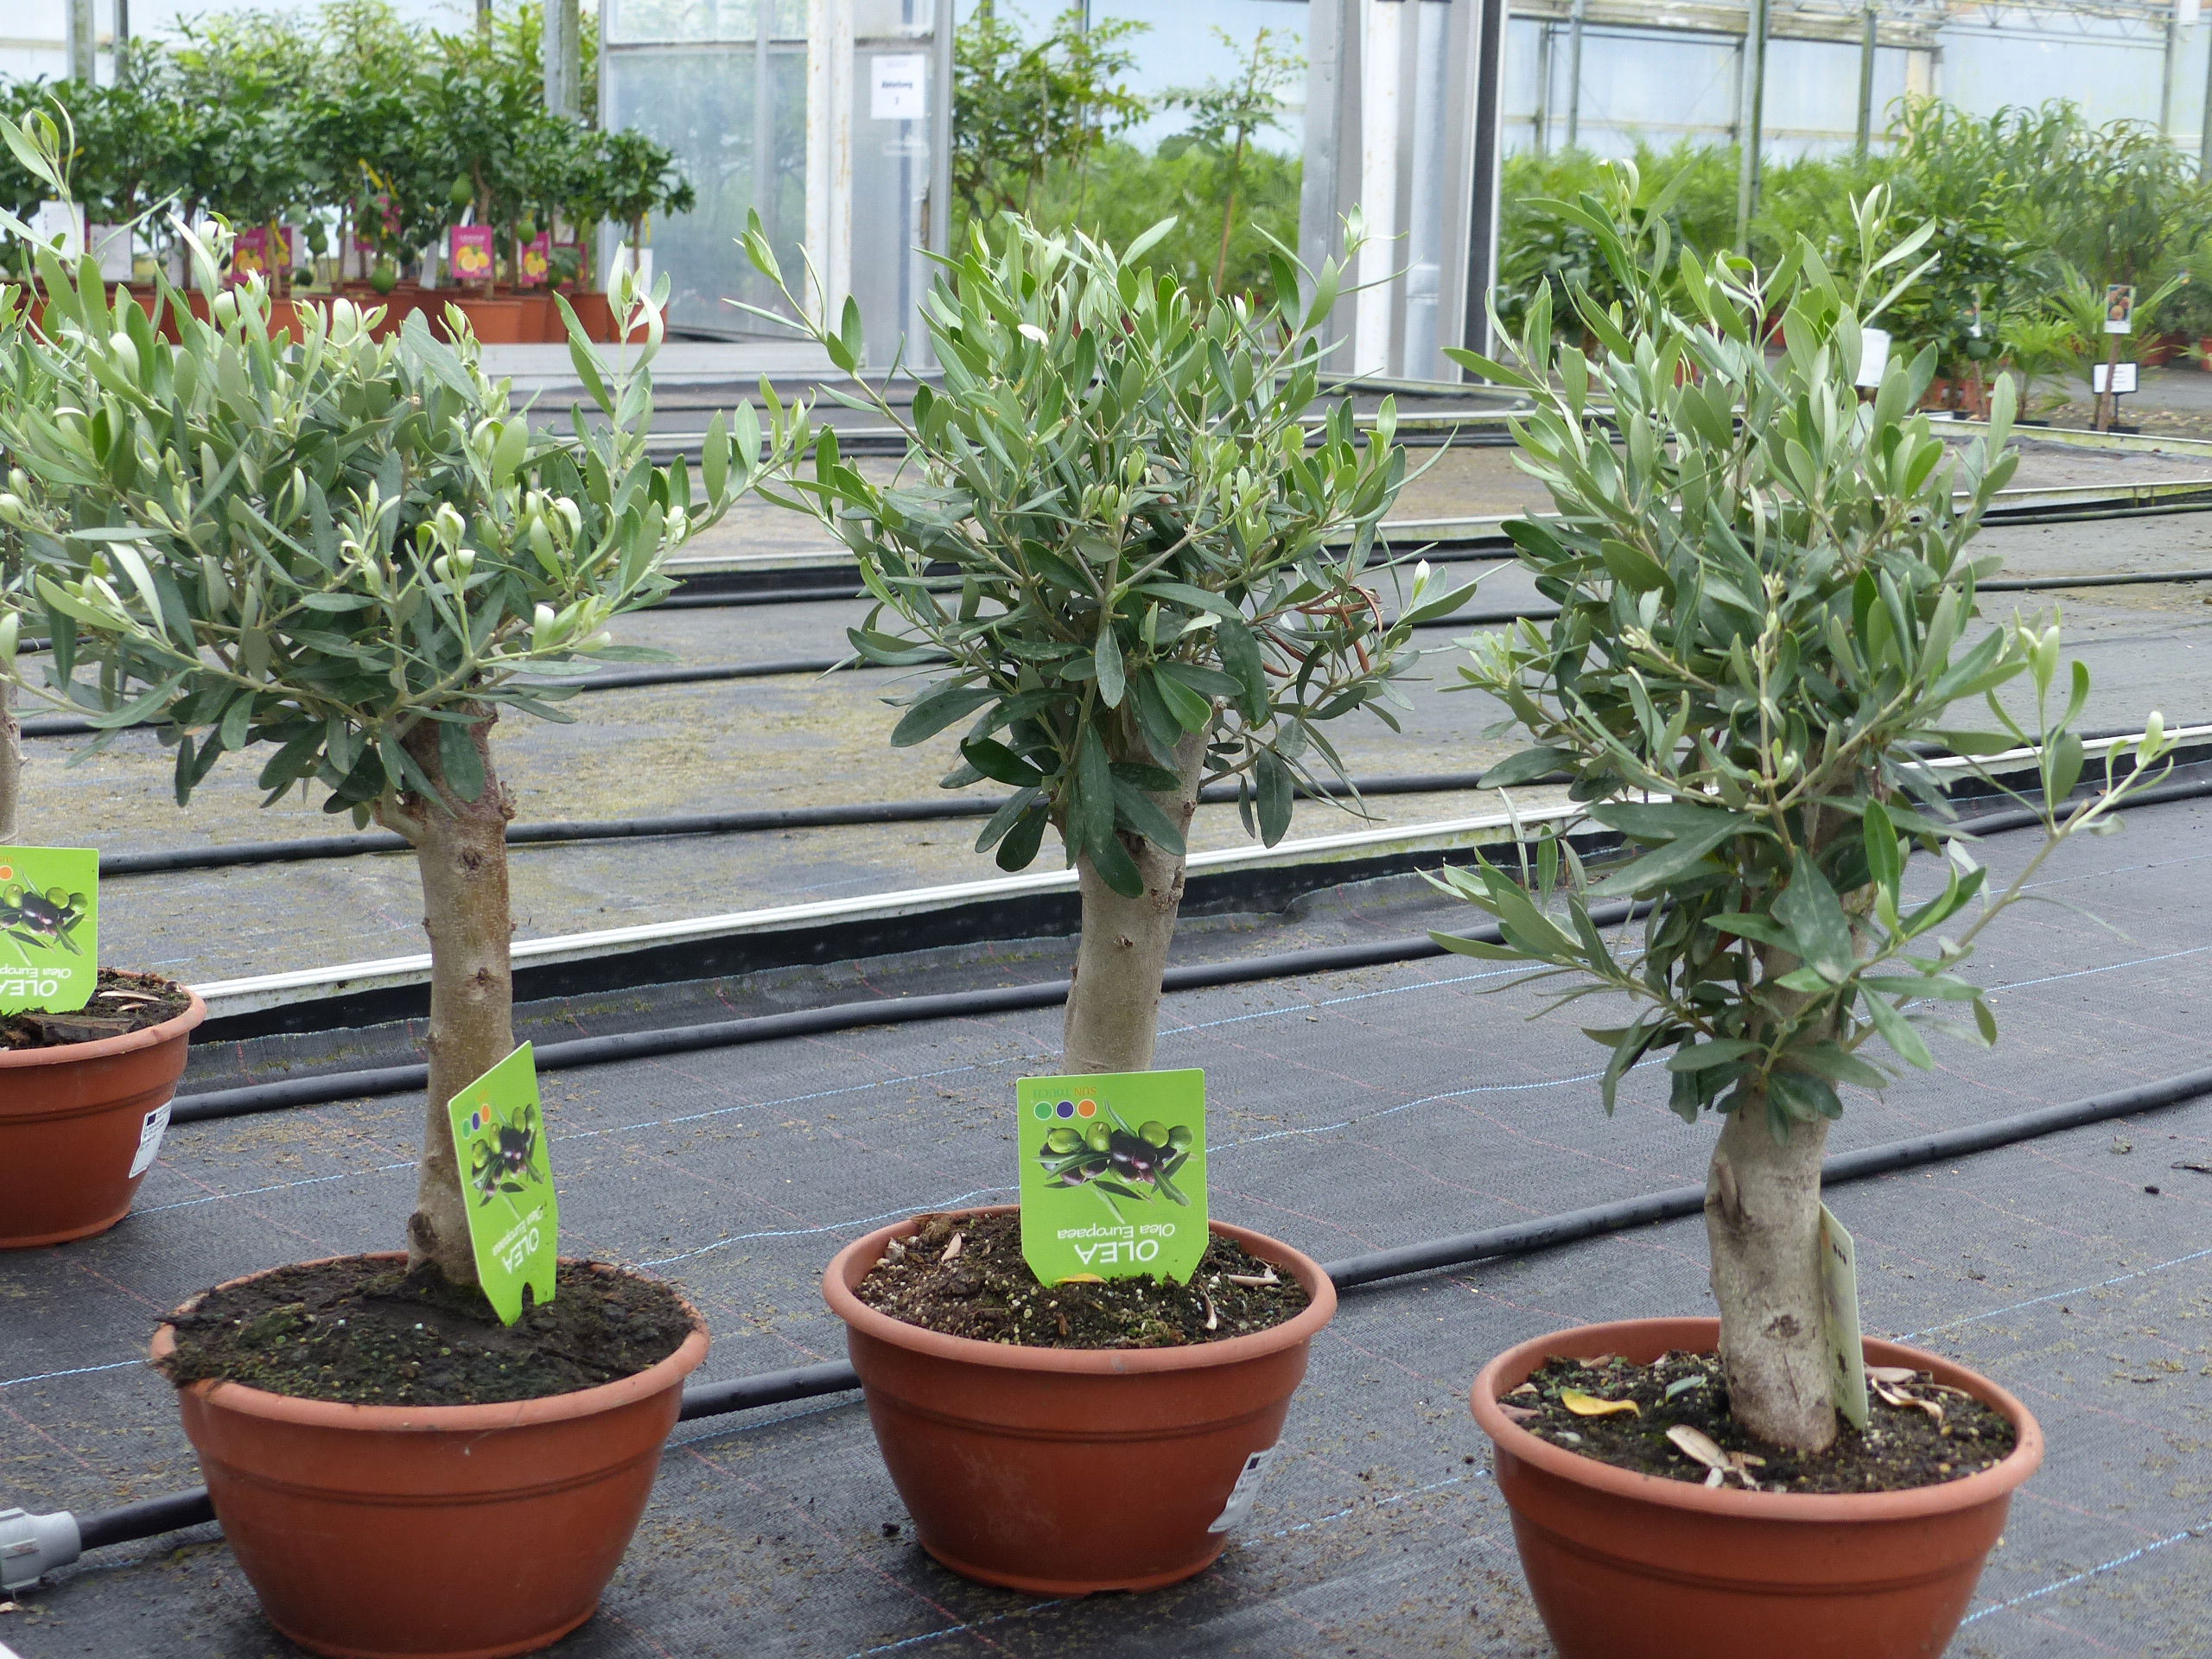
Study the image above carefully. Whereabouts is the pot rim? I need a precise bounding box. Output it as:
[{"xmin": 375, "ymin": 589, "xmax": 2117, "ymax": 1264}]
[
  {"xmin": 1470, "ymin": 1314, "xmax": 2044, "ymax": 1522},
  {"xmin": 823, "ymin": 1203, "xmax": 1338, "ymax": 1374},
  {"xmin": 150, "ymin": 1251, "xmax": 709, "ymax": 1431},
  {"xmin": 0, "ymin": 986, "xmax": 206, "ymax": 1071}
]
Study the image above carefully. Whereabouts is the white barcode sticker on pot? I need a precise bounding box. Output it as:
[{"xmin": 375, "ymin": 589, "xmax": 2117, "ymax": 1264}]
[
  {"xmin": 128, "ymin": 1103, "xmax": 171, "ymax": 1178},
  {"xmin": 1207, "ymin": 1445, "xmax": 1280, "ymax": 1534}
]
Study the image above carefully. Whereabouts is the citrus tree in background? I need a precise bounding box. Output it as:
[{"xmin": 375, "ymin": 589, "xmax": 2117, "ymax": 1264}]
[
  {"xmin": 1440, "ymin": 166, "xmax": 2174, "ymax": 1453},
  {"xmin": 952, "ymin": 3, "xmax": 1151, "ymax": 226},
  {"xmin": 0, "ymin": 229, "xmax": 796, "ymax": 1293},
  {"xmin": 744, "ymin": 214, "xmax": 1471, "ymax": 1071}
]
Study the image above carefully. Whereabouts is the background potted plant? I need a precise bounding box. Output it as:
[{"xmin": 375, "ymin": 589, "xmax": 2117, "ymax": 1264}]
[
  {"xmin": 0, "ymin": 239, "xmax": 796, "ymax": 1655},
  {"xmin": 0, "ymin": 116, "xmax": 207, "ymax": 1251},
  {"xmin": 744, "ymin": 213, "xmax": 1471, "ymax": 1591},
  {"xmin": 1440, "ymin": 171, "xmax": 2176, "ymax": 1657}
]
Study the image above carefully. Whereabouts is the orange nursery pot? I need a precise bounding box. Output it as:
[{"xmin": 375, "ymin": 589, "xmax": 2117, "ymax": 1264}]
[
  {"xmin": 1468, "ymin": 1315, "xmax": 2044, "ymax": 1659},
  {"xmin": 154, "ymin": 1255, "xmax": 709, "ymax": 1659},
  {"xmin": 0, "ymin": 991, "xmax": 205, "ymax": 1249},
  {"xmin": 823, "ymin": 1205, "xmax": 1337, "ymax": 1594}
]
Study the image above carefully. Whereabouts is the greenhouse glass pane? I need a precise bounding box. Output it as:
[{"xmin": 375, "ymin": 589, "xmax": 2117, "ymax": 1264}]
[{"xmin": 603, "ymin": 39, "xmax": 810, "ymax": 334}]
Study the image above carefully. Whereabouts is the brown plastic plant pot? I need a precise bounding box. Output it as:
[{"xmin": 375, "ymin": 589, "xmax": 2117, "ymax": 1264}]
[
  {"xmin": 152, "ymin": 1254, "xmax": 709, "ymax": 1659},
  {"xmin": 823, "ymin": 1205, "xmax": 1338, "ymax": 1594},
  {"xmin": 0, "ymin": 988, "xmax": 205, "ymax": 1249},
  {"xmin": 1469, "ymin": 1316, "xmax": 2045, "ymax": 1659}
]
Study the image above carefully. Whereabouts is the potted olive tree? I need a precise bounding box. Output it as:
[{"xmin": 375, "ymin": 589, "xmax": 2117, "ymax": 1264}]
[
  {"xmin": 0, "ymin": 238, "xmax": 795, "ymax": 1656},
  {"xmin": 742, "ymin": 214, "xmax": 1472, "ymax": 1592},
  {"xmin": 0, "ymin": 117, "xmax": 210, "ymax": 1250},
  {"xmin": 1441, "ymin": 172, "xmax": 2174, "ymax": 1656}
]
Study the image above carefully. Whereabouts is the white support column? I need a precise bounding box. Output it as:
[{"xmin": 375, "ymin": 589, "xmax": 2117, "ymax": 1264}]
[
  {"xmin": 545, "ymin": 0, "xmax": 582, "ymax": 118},
  {"xmin": 1355, "ymin": 0, "xmax": 1406, "ymax": 378},
  {"xmin": 67, "ymin": 0, "xmax": 97, "ymax": 82},
  {"xmin": 806, "ymin": 0, "xmax": 855, "ymax": 329},
  {"xmin": 1402, "ymin": 0, "xmax": 1452, "ymax": 381}
]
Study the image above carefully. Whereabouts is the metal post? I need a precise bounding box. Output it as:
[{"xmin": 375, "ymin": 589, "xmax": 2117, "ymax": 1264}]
[
  {"xmin": 66, "ymin": 0, "xmax": 96, "ymax": 82},
  {"xmin": 2164, "ymin": 5, "xmax": 2183, "ymax": 136},
  {"xmin": 1404, "ymin": 0, "xmax": 1452, "ymax": 380},
  {"xmin": 1459, "ymin": 0, "xmax": 1509, "ymax": 365},
  {"xmin": 1565, "ymin": 0, "xmax": 1588, "ymax": 149},
  {"xmin": 1531, "ymin": 22, "xmax": 1551, "ymax": 155},
  {"xmin": 753, "ymin": 0, "xmax": 775, "ymax": 296},
  {"xmin": 544, "ymin": 0, "xmax": 581, "ymax": 118},
  {"xmin": 1735, "ymin": 0, "xmax": 1768, "ymax": 251},
  {"xmin": 1355, "ymin": 0, "xmax": 1406, "ymax": 376},
  {"xmin": 2202, "ymin": 16, "xmax": 2212, "ymax": 177},
  {"xmin": 1856, "ymin": 8, "xmax": 1878, "ymax": 155},
  {"xmin": 115, "ymin": 0, "xmax": 130, "ymax": 76},
  {"xmin": 477, "ymin": 0, "xmax": 493, "ymax": 37}
]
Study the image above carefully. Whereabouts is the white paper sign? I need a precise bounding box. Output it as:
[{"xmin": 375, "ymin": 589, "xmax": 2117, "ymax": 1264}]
[
  {"xmin": 26, "ymin": 200, "xmax": 84, "ymax": 258},
  {"xmin": 871, "ymin": 54, "xmax": 928, "ymax": 121},
  {"xmin": 2092, "ymin": 360, "xmax": 2139, "ymax": 396},
  {"xmin": 1819, "ymin": 1203, "xmax": 1869, "ymax": 1431},
  {"xmin": 1853, "ymin": 327, "xmax": 1891, "ymax": 390},
  {"xmin": 129, "ymin": 1103, "xmax": 171, "ymax": 1179},
  {"xmin": 88, "ymin": 224, "xmax": 134, "ymax": 283},
  {"xmin": 1207, "ymin": 1445, "xmax": 1280, "ymax": 1533},
  {"xmin": 2182, "ymin": 0, "xmax": 2202, "ymax": 29}
]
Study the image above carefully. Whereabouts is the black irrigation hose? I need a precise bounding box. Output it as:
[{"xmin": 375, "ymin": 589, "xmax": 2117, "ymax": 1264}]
[
  {"xmin": 100, "ymin": 770, "xmax": 1503, "ymax": 879},
  {"xmin": 24, "ymin": 560, "xmax": 2212, "ymax": 741},
  {"xmin": 72, "ymin": 1053, "xmax": 2212, "ymax": 1552},
  {"xmin": 167, "ymin": 920, "xmax": 1593, "ymax": 1124},
  {"xmin": 164, "ymin": 771, "xmax": 2212, "ymax": 1125}
]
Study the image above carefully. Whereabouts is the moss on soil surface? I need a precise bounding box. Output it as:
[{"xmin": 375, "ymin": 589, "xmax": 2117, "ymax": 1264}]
[
  {"xmin": 1508, "ymin": 1351, "xmax": 2018, "ymax": 1495},
  {"xmin": 157, "ymin": 1257, "xmax": 695, "ymax": 1406},
  {"xmin": 854, "ymin": 1211, "xmax": 1310, "ymax": 1348}
]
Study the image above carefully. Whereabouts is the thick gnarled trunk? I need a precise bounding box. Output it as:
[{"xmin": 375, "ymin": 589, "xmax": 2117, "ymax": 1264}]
[
  {"xmin": 1705, "ymin": 1094, "xmax": 1836, "ymax": 1454},
  {"xmin": 1062, "ymin": 734, "xmax": 1206, "ymax": 1075},
  {"xmin": 380, "ymin": 714, "xmax": 517, "ymax": 1287},
  {"xmin": 0, "ymin": 682, "xmax": 18, "ymax": 842}
]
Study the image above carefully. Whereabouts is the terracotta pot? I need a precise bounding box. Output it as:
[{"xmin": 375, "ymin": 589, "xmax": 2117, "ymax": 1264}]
[
  {"xmin": 0, "ymin": 990, "xmax": 205, "ymax": 1249},
  {"xmin": 154, "ymin": 1254, "xmax": 708, "ymax": 1659},
  {"xmin": 823, "ymin": 1205, "xmax": 1337, "ymax": 1594},
  {"xmin": 1469, "ymin": 1316, "xmax": 2044, "ymax": 1659},
  {"xmin": 436, "ymin": 295, "xmax": 526, "ymax": 345},
  {"xmin": 563, "ymin": 290, "xmax": 617, "ymax": 344}
]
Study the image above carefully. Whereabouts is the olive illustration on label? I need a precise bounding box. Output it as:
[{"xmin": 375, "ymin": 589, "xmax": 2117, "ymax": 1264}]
[
  {"xmin": 1, "ymin": 881, "xmax": 88, "ymax": 955},
  {"xmin": 1037, "ymin": 1097, "xmax": 1195, "ymax": 1212}
]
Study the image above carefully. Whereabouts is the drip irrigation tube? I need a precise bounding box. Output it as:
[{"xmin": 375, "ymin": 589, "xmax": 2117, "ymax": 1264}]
[
  {"xmin": 42, "ymin": 1054, "xmax": 2212, "ymax": 1560},
  {"xmin": 161, "ymin": 767, "xmax": 2212, "ymax": 1124},
  {"xmin": 23, "ymin": 564, "xmax": 2212, "ymax": 741},
  {"xmin": 98, "ymin": 770, "xmax": 1502, "ymax": 878}
]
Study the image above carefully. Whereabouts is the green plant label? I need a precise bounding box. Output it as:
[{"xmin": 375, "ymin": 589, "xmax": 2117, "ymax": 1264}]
[
  {"xmin": 1819, "ymin": 1203, "xmax": 1870, "ymax": 1431},
  {"xmin": 1018, "ymin": 1069, "xmax": 1207, "ymax": 1285},
  {"xmin": 447, "ymin": 1043, "xmax": 557, "ymax": 1325},
  {"xmin": 0, "ymin": 846, "xmax": 99, "ymax": 1016}
]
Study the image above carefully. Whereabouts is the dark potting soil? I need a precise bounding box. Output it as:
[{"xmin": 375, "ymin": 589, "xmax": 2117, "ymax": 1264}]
[
  {"xmin": 1505, "ymin": 1351, "xmax": 2019, "ymax": 1496},
  {"xmin": 0, "ymin": 969, "xmax": 192, "ymax": 1050},
  {"xmin": 854, "ymin": 1211, "xmax": 1311, "ymax": 1348},
  {"xmin": 156, "ymin": 1257, "xmax": 696, "ymax": 1407}
]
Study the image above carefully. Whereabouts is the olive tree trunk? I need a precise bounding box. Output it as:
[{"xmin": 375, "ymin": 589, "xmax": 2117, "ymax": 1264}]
[
  {"xmin": 0, "ymin": 682, "xmax": 18, "ymax": 842},
  {"xmin": 379, "ymin": 713, "xmax": 517, "ymax": 1287},
  {"xmin": 1062, "ymin": 733, "xmax": 1207, "ymax": 1074},
  {"xmin": 1705, "ymin": 1093, "xmax": 1836, "ymax": 1454}
]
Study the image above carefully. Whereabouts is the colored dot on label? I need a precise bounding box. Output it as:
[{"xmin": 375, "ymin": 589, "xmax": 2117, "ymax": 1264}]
[
  {"xmin": 1077, "ymin": 1099, "xmax": 1097, "ymax": 1118},
  {"xmin": 1032, "ymin": 1102, "xmax": 1052, "ymax": 1121},
  {"xmin": 1056, "ymin": 1101, "xmax": 1074, "ymax": 1118}
]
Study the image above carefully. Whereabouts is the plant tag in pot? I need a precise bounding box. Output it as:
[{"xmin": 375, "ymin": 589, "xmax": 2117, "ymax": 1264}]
[
  {"xmin": 1018, "ymin": 1069, "xmax": 1206, "ymax": 1285},
  {"xmin": 1820, "ymin": 1202, "xmax": 1870, "ymax": 1430},
  {"xmin": 448, "ymin": 1043, "xmax": 559, "ymax": 1324},
  {"xmin": 0, "ymin": 846, "xmax": 99, "ymax": 1015}
]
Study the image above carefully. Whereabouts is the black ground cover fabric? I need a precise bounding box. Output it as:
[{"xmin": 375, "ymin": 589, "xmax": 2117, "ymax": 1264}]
[{"xmin": 4, "ymin": 799, "xmax": 2212, "ymax": 1656}]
